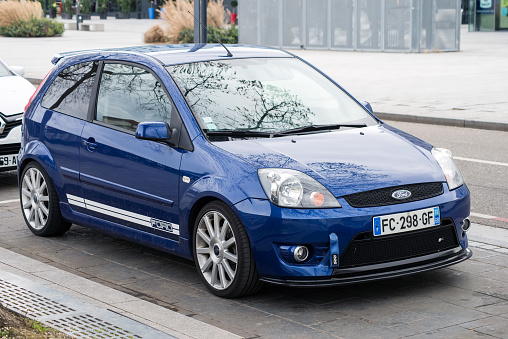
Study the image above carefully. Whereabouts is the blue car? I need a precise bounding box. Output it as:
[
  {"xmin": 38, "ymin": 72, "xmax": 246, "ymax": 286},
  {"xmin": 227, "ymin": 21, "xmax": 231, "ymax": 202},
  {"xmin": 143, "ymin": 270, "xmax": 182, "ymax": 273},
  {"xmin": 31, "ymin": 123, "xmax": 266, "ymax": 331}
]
[{"xmin": 19, "ymin": 44, "xmax": 471, "ymax": 298}]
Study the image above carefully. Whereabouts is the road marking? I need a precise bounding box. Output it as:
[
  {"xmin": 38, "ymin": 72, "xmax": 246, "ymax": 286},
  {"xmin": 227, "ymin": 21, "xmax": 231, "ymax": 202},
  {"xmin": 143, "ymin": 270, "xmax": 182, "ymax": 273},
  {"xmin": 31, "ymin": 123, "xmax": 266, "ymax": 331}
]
[
  {"xmin": 471, "ymin": 212, "xmax": 508, "ymax": 223},
  {"xmin": 455, "ymin": 156, "xmax": 508, "ymax": 167},
  {"xmin": 0, "ymin": 199, "xmax": 19, "ymax": 205}
]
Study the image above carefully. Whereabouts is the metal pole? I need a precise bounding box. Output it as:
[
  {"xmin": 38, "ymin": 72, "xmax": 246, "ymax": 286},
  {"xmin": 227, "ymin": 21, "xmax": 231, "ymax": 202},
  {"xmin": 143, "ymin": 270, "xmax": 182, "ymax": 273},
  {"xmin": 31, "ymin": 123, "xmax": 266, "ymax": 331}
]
[
  {"xmin": 193, "ymin": 0, "xmax": 207, "ymax": 43},
  {"xmin": 76, "ymin": 0, "xmax": 80, "ymax": 30}
]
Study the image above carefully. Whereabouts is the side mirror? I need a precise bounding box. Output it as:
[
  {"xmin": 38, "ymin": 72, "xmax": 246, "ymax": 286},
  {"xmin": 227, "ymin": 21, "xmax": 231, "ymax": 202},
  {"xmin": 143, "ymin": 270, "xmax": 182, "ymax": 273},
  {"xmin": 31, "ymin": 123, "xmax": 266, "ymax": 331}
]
[
  {"xmin": 360, "ymin": 101, "xmax": 373, "ymax": 114},
  {"xmin": 10, "ymin": 66, "xmax": 25, "ymax": 77},
  {"xmin": 135, "ymin": 121, "xmax": 172, "ymax": 141}
]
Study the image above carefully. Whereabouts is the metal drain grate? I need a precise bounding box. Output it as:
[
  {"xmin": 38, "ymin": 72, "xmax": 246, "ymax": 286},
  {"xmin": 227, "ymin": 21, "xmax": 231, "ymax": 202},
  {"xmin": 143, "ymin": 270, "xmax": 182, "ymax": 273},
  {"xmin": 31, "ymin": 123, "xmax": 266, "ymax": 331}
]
[
  {"xmin": 0, "ymin": 279, "xmax": 76, "ymax": 317},
  {"xmin": 47, "ymin": 314, "xmax": 142, "ymax": 339},
  {"xmin": 0, "ymin": 276, "xmax": 175, "ymax": 339}
]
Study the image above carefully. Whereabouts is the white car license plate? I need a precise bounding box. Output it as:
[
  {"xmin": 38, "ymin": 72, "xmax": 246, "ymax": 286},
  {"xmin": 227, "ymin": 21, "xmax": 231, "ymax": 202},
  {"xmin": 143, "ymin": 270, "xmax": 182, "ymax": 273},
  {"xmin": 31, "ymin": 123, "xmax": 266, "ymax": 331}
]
[
  {"xmin": 373, "ymin": 207, "xmax": 440, "ymax": 237},
  {"xmin": 0, "ymin": 154, "xmax": 17, "ymax": 168}
]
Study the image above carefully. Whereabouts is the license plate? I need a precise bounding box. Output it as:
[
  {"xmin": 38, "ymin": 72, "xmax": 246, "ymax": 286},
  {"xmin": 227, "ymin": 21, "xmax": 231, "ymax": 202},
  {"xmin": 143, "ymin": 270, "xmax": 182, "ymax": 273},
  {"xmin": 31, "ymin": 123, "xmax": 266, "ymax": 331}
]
[
  {"xmin": 373, "ymin": 207, "xmax": 440, "ymax": 237},
  {"xmin": 0, "ymin": 154, "xmax": 17, "ymax": 168}
]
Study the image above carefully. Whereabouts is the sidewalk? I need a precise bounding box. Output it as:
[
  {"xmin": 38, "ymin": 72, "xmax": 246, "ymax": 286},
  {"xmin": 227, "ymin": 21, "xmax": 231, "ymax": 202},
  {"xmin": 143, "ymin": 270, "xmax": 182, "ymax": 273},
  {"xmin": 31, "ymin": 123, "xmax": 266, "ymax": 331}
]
[
  {"xmin": 1, "ymin": 20, "xmax": 507, "ymax": 131},
  {"xmin": 0, "ymin": 247, "xmax": 239, "ymax": 339}
]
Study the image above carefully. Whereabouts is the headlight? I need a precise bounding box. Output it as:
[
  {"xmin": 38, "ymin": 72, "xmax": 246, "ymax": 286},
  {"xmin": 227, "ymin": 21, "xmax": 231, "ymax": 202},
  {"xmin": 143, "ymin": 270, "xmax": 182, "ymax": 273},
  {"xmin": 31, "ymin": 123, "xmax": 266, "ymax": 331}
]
[
  {"xmin": 431, "ymin": 147, "xmax": 464, "ymax": 190},
  {"xmin": 258, "ymin": 169, "xmax": 341, "ymax": 208}
]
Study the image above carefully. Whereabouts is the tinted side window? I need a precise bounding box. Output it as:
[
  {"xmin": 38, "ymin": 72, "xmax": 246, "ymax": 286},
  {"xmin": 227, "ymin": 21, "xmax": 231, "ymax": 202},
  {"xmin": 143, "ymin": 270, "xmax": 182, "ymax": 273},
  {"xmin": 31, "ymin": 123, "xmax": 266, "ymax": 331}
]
[
  {"xmin": 96, "ymin": 63, "xmax": 173, "ymax": 132},
  {"xmin": 41, "ymin": 61, "xmax": 98, "ymax": 120}
]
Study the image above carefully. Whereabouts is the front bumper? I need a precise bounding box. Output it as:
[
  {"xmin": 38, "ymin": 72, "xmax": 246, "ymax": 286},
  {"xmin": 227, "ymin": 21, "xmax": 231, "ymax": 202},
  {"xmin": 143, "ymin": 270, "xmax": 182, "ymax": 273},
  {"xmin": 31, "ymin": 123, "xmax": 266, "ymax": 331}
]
[
  {"xmin": 233, "ymin": 183, "xmax": 471, "ymax": 282},
  {"xmin": 261, "ymin": 247, "xmax": 471, "ymax": 287}
]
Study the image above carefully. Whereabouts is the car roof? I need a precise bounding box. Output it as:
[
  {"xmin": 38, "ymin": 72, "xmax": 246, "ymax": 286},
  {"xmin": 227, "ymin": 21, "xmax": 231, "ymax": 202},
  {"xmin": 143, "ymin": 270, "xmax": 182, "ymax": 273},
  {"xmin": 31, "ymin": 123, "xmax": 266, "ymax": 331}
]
[{"xmin": 52, "ymin": 44, "xmax": 293, "ymax": 66}]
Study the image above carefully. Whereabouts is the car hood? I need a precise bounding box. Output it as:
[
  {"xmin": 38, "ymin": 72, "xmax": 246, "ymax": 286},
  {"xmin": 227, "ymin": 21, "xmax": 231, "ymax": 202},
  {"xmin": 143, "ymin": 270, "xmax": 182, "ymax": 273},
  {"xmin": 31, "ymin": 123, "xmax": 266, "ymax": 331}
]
[
  {"xmin": 0, "ymin": 76, "xmax": 35, "ymax": 116},
  {"xmin": 214, "ymin": 125, "xmax": 445, "ymax": 197}
]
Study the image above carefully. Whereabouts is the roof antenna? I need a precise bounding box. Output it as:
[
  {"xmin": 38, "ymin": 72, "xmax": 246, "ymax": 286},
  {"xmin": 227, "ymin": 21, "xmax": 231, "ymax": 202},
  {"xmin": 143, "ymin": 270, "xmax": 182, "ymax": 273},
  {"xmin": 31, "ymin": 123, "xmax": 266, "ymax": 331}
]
[{"xmin": 188, "ymin": 10, "xmax": 233, "ymax": 57}]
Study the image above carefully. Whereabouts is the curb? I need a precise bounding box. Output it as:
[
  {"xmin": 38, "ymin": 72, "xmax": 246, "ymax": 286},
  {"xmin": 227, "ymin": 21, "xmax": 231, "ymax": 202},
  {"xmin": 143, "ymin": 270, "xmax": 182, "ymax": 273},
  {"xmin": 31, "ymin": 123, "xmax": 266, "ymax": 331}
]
[{"xmin": 376, "ymin": 112, "xmax": 508, "ymax": 133}]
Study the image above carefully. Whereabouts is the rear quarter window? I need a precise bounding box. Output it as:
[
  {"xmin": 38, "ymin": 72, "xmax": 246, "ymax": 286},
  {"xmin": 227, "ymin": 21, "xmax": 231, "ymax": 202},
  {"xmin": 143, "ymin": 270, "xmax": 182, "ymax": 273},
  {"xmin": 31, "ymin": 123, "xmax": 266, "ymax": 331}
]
[{"xmin": 41, "ymin": 61, "xmax": 98, "ymax": 120}]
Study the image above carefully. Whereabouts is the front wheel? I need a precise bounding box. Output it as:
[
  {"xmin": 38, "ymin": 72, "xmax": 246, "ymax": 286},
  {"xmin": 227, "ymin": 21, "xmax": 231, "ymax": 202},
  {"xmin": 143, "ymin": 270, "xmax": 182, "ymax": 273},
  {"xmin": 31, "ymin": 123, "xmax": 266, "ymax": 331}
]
[{"xmin": 193, "ymin": 201, "xmax": 262, "ymax": 298}]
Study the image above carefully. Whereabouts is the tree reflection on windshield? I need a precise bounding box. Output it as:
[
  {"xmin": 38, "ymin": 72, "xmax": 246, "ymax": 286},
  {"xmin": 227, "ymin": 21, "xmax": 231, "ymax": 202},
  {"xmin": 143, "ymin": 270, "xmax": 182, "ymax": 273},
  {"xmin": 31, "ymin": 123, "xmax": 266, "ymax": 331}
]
[{"xmin": 169, "ymin": 60, "xmax": 313, "ymax": 132}]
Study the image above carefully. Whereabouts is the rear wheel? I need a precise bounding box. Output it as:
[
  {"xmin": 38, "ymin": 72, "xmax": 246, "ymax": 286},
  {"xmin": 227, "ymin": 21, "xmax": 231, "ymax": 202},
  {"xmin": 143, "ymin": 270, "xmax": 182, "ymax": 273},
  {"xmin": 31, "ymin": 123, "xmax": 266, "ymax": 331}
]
[
  {"xmin": 193, "ymin": 201, "xmax": 262, "ymax": 298},
  {"xmin": 20, "ymin": 162, "xmax": 71, "ymax": 236}
]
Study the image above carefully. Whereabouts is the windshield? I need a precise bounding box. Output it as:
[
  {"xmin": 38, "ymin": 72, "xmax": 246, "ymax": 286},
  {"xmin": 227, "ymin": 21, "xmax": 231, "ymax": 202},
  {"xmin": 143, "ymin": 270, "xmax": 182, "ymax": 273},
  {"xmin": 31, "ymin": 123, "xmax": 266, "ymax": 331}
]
[{"xmin": 167, "ymin": 58, "xmax": 376, "ymax": 134}]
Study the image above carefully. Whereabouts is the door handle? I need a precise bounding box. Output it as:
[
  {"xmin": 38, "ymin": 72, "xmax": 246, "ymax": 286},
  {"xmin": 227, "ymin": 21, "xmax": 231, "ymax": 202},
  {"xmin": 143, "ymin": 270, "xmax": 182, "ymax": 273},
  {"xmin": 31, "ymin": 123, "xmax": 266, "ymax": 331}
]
[{"xmin": 83, "ymin": 137, "xmax": 97, "ymax": 152}]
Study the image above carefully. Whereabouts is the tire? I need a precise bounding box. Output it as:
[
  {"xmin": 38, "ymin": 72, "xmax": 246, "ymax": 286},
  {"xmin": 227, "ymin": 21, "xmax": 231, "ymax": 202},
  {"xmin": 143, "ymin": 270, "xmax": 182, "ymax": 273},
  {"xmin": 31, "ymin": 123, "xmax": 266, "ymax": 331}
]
[
  {"xmin": 193, "ymin": 201, "xmax": 262, "ymax": 298},
  {"xmin": 20, "ymin": 162, "xmax": 71, "ymax": 236}
]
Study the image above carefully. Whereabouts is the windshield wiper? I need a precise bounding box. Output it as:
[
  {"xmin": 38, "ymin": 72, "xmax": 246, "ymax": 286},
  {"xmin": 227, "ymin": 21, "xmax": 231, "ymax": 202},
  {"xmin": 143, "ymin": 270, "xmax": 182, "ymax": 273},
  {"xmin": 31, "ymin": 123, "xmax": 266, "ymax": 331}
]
[
  {"xmin": 206, "ymin": 130, "xmax": 276, "ymax": 138},
  {"xmin": 277, "ymin": 123, "xmax": 366, "ymax": 135}
]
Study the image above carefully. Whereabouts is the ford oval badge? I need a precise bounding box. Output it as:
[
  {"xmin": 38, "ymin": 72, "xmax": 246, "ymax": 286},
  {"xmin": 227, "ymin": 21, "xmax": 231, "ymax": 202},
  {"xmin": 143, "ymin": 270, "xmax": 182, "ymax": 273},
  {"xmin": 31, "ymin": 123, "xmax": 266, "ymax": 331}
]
[{"xmin": 392, "ymin": 189, "xmax": 412, "ymax": 200}]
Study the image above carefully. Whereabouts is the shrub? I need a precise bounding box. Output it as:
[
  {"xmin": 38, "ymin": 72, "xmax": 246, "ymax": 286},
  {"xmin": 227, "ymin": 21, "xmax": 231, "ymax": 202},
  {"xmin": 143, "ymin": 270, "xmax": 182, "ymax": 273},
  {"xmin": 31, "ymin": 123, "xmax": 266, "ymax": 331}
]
[
  {"xmin": 157, "ymin": 0, "xmax": 230, "ymax": 43},
  {"xmin": 176, "ymin": 26, "xmax": 237, "ymax": 44},
  {"xmin": 0, "ymin": 16, "xmax": 64, "ymax": 37},
  {"xmin": 0, "ymin": 0, "xmax": 43, "ymax": 28},
  {"xmin": 144, "ymin": 24, "xmax": 167, "ymax": 43}
]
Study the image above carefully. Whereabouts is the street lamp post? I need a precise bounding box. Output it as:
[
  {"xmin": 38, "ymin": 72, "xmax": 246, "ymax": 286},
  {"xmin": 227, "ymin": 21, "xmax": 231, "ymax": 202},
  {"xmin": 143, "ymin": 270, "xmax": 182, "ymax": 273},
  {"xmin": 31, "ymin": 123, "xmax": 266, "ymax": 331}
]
[{"xmin": 193, "ymin": 0, "xmax": 207, "ymax": 43}]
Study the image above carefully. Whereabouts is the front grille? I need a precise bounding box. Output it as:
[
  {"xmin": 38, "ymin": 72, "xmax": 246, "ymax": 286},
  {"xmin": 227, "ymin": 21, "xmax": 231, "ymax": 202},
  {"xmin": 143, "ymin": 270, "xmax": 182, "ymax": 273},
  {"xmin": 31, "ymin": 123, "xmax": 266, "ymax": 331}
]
[
  {"xmin": 0, "ymin": 143, "xmax": 21, "ymax": 156},
  {"xmin": 338, "ymin": 219, "xmax": 458, "ymax": 268},
  {"xmin": 0, "ymin": 118, "xmax": 22, "ymax": 139},
  {"xmin": 343, "ymin": 182, "xmax": 444, "ymax": 208}
]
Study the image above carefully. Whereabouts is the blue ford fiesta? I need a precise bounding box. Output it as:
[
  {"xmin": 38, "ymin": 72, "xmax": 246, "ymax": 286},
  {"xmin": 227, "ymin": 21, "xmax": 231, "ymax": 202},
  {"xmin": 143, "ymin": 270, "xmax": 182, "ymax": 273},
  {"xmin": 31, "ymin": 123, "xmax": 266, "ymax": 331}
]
[{"xmin": 19, "ymin": 44, "xmax": 471, "ymax": 298}]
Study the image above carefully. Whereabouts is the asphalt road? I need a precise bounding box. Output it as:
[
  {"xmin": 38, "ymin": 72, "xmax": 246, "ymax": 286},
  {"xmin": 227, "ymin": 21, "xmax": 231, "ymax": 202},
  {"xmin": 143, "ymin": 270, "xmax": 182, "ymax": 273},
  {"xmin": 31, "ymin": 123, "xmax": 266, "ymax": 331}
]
[
  {"xmin": 386, "ymin": 121, "xmax": 508, "ymax": 230},
  {"xmin": 2, "ymin": 121, "xmax": 507, "ymax": 229}
]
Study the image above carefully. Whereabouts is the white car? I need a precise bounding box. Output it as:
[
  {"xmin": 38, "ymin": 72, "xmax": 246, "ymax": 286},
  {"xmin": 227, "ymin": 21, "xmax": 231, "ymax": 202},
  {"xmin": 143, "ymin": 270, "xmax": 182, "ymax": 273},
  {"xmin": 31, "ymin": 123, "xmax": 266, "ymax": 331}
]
[{"xmin": 0, "ymin": 58, "xmax": 35, "ymax": 172}]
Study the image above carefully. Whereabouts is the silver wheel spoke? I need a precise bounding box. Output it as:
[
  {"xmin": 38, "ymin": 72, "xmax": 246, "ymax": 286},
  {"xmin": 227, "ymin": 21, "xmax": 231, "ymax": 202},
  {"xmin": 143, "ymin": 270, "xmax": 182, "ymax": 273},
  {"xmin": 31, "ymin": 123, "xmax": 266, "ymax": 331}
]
[
  {"xmin": 197, "ymin": 229, "xmax": 211, "ymax": 245},
  {"xmin": 223, "ymin": 237, "xmax": 235, "ymax": 249},
  {"xmin": 37, "ymin": 209, "xmax": 45, "ymax": 225},
  {"xmin": 201, "ymin": 257, "xmax": 212, "ymax": 272},
  {"xmin": 28, "ymin": 207, "xmax": 35, "ymax": 223},
  {"xmin": 219, "ymin": 220, "xmax": 229, "ymax": 241},
  {"xmin": 196, "ymin": 247, "xmax": 209, "ymax": 254},
  {"xmin": 23, "ymin": 201, "xmax": 32, "ymax": 209},
  {"xmin": 40, "ymin": 204, "xmax": 49, "ymax": 217},
  {"xmin": 224, "ymin": 251, "xmax": 237, "ymax": 264},
  {"xmin": 30, "ymin": 169, "xmax": 37, "ymax": 190},
  {"xmin": 35, "ymin": 170, "xmax": 42, "ymax": 189},
  {"xmin": 210, "ymin": 262, "xmax": 218, "ymax": 286},
  {"xmin": 213, "ymin": 213, "xmax": 220, "ymax": 239},
  {"xmin": 34, "ymin": 209, "xmax": 40, "ymax": 229},
  {"xmin": 39, "ymin": 196, "xmax": 49, "ymax": 202},
  {"xmin": 24, "ymin": 176, "xmax": 33, "ymax": 191},
  {"xmin": 21, "ymin": 188, "xmax": 31, "ymax": 197},
  {"xmin": 223, "ymin": 260, "xmax": 235, "ymax": 280},
  {"xmin": 204, "ymin": 216, "xmax": 214, "ymax": 238},
  {"xmin": 218, "ymin": 263, "xmax": 226, "ymax": 289},
  {"xmin": 39, "ymin": 181, "xmax": 47, "ymax": 193}
]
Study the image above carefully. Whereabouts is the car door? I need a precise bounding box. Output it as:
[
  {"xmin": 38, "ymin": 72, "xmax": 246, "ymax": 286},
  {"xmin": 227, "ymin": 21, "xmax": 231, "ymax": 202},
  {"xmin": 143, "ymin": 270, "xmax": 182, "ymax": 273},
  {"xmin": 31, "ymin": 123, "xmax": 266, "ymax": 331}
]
[
  {"xmin": 39, "ymin": 61, "xmax": 99, "ymax": 203},
  {"xmin": 79, "ymin": 62, "xmax": 183, "ymax": 240}
]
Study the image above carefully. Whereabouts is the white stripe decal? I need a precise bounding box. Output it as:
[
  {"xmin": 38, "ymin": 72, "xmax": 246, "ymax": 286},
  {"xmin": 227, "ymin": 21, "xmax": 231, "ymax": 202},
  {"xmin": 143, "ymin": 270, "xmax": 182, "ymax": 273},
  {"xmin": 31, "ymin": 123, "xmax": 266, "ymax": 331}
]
[{"xmin": 66, "ymin": 194, "xmax": 180, "ymax": 235}]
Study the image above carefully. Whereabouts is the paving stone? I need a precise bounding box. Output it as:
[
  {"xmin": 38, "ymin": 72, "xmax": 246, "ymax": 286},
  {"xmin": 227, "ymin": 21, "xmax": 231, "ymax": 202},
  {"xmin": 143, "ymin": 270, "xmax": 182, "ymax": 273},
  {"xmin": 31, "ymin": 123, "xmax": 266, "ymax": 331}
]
[
  {"xmin": 313, "ymin": 315, "xmax": 407, "ymax": 339},
  {"xmin": 77, "ymin": 262, "xmax": 156, "ymax": 286},
  {"xmin": 237, "ymin": 296, "xmax": 346, "ymax": 326},
  {"xmin": 403, "ymin": 325, "xmax": 495, "ymax": 338},
  {"xmin": 448, "ymin": 259, "xmax": 503, "ymax": 274},
  {"xmin": 35, "ymin": 247, "xmax": 111, "ymax": 269},
  {"xmin": 473, "ymin": 254, "xmax": 508, "ymax": 268},
  {"xmin": 121, "ymin": 277, "xmax": 203, "ymax": 304}
]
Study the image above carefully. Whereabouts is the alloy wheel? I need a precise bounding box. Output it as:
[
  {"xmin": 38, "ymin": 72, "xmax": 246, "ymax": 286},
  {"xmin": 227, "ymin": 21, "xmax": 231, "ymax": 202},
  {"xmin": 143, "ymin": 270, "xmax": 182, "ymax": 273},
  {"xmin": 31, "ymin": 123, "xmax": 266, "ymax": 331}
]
[
  {"xmin": 21, "ymin": 167, "xmax": 50, "ymax": 230},
  {"xmin": 195, "ymin": 211, "xmax": 238, "ymax": 290}
]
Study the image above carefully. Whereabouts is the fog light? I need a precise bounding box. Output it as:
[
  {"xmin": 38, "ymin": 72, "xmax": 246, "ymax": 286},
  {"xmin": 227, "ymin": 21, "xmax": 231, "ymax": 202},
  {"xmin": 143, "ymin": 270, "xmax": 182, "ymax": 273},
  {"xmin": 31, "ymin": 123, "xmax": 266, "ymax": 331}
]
[
  {"xmin": 461, "ymin": 218, "xmax": 471, "ymax": 232},
  {"xmin": 294, "ymin": 246, "xmax": 309, "ymax": 262}
]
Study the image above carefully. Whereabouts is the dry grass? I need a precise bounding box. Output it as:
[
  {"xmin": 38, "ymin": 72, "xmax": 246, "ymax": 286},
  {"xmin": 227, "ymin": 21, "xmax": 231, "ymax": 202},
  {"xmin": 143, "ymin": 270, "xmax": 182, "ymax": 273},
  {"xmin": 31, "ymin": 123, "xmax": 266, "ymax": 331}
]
[
  {"xmin": 144, "ymin": 24, "xmax": 167, "ymax": 43},
  {"xmin": 157, "ymin": 0, "xmax": 230, "ymax": 43},
  {"xmin": 0, "ymin": 0, "xmax": 43, "ymax": 27}
]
